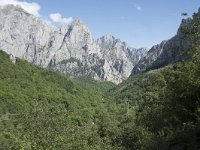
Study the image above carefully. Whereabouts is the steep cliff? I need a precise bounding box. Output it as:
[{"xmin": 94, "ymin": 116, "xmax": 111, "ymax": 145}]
[
  {"xmin": 131, "ymin": 15, "xmax": 194, "ymax": 74},
  {"xmin": 0, "ymin": 5, "xmax": 146, "ymax": 84}
]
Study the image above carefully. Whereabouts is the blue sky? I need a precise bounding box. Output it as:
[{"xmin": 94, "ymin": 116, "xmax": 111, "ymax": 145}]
[{"xmin": 2, "ymin": 0, "xmax": 200, "ymax": 48}]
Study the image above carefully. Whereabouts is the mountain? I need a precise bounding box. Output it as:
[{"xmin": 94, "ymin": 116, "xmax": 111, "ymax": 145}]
[
  {"xmin": 131, "ymin": 12, "xmax": 196, "ymax": 75},
  {"xmin": 97, "ymin": 35, "xmax": 147, "ymax": 83},
  {"xmin": 0, "ymin": 5, "xmax": 147, "ymax": 84},
  {"xmin": 1, "ymin": 4, "xmax": 200, "ymax": 150}
]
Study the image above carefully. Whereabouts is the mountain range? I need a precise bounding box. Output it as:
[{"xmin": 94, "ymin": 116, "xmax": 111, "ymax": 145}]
[
  {"xmin": 0, "ymin": 5, "xmax": 147, "ymax": 84},
  {"xmin": 0, "ymin": 4, "xmax": 198, "ymax": 84},
  {"xmin": 131, "ymin": 12, "xmax": 196, "ymax": 74},
  {"xmin": 1, "ymin": 4, "xmax": 200, "ymax": 150}
]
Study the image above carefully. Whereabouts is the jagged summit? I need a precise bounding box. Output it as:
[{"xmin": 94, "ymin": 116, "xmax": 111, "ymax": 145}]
[
  {"xmin": 60, "ymin": 19, "xmax": 88, "ymax": 34},
  {"xmin": 0, "ymin": 4, "xmax": 24, "ymax": 12},
  {"xmin": 97, "ymin": 35, "xmax": 125, "ymax": 46},
  {"xmin": 97, "ymin": 35, "xmax": 147, "ymax": 63},
  {"xmin": 98, "ymin": 35, "xmax": 116, "ymax": 43},
  {"xmin": 131, "ymin": 11, "xmax": 197, "ymax": 75},
  {"xmin": 72, "ymin": 19, "xmax": 85, "ymax": 25},
  {"xmin": 0, "ymin": 5, "xmax": 146, "ymax": 84}
]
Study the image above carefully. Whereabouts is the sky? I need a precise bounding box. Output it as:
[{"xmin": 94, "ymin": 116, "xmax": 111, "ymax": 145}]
[{"xmin": 0, "ymin": 0, "xmax": 200, "ymax": 48}]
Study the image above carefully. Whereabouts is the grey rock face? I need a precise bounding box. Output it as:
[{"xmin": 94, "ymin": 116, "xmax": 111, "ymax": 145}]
[
  {"xmin": 0, "ymin": 5, "xmax": 58, "ymax": 67},
  {"xmin": 132, "ymin": 17, "xmax": 193, "ymax": 75},
  {"xmin": 97, "ymin": 35, "xmax": 147, "ymax": 83},
  {"xmin": 0, "ymin": 5, "xmax": 147, "ymax": 84}
]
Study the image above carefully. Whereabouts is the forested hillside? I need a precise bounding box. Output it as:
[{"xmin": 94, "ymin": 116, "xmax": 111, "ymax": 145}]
[
  {"xmin": 0, "ymin": 6, "xmax": 200, "ymax": 150},
  {"xmin": 0, "ymin": 50, "xmax": 126, "ymax": 149},
  {"xmin": 108, "ymin": 10, "xmax": 200, "ymax": 149}
]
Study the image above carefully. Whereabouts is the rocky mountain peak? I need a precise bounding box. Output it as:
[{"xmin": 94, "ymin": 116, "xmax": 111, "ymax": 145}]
[
  {"xmin": 70, "ymin": 19, "xmax": 90, "ymax": 32},
  {"xmin": 100, "ymin": 35, "xmax": 116, "ymax": 43},
  {"xmin": 97, "ymin": 35, "xmax": 147, "ymax": 58},
  {"xmin": 58, "ymin": 19, "xmax": 88, "ymax": 36},
  {"xmin": 65, "ymin": 19, "xmax": 94, "ymax": 46},
  {"xmin": 0, "ymin": 5, "xmax": 147, "ymax": 84},
  {"xmin": 97, "ymin": 35, "xmax": 122, "ymax": 46},
  {"xmin": 1, "ymin": 4, "xmax": 23, "ymax": 12},
  {"xmin": 131, "ymin": 10, "xmax": 199, "ymax": 75},
  {"xmin": 0, "ymin": 4, "xmax": 33, "ymax": 20},
  {"xmin": 72, "ymin": 19, "xmax": 85, "ymax": 26}
]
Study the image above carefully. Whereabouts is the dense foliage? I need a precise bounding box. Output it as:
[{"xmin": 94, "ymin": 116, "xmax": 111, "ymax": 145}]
[
  {"xmin": 108, "ymin": 11, "xmax": 200, "ymax": 150},
  {"xmin": 0, "ymin": 51, "xmax": 127, "ymax": 149},
  {"xmin": 1, "ymin": 10, "xmax": 200, "ymax": 150}
]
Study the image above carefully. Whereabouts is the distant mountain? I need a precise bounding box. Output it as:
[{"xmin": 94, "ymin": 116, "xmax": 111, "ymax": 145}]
[
  {"xmin": 97, "ymin": 35, "xmax": 147, "ymax": 83},
  {"xmin": 131, "ymin": 10, "xmax": 198, "ymax": 75},
  {"xmin": 0, "ymin": 5, "xmax": 147, "ymax": 84}
]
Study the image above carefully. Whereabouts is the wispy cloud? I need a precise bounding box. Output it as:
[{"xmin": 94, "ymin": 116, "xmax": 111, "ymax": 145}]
[
  {"xmin": 0, "ymin": 0, "xmax": 41, "ymax": 17},
  {"xmin": 0, "ymin": 0, "xmax": 73, "ymax": 26},
  {"xmin": 134, "ymin": 4, "xmax": 142, "ymax": 11},
  {"xmin": 49, "ymin": 13, "xmax": 73, "ymax": 25}
]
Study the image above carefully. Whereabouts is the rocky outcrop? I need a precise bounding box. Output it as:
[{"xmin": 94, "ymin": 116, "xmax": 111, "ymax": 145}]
[
  {"xmin": 0, "ymin": 5, "xmax": 147, "ymax": 84},
  {"xmin": 97, "ymin": 35, "xmax": 147, "ymax": 83},
  {"xmin": 131, "ymin": 16, "xmax": 194, "ymax": 75}
]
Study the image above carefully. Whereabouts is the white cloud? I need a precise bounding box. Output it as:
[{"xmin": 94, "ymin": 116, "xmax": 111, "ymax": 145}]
[
  {"xmin": 134, "ymin": 4, "xmax": 142, "ymax": 11},
  {"xmin": 49, "ymin": 13, "xmax": 73, "ymax": 25},
  {"xmin": 0, "ymin": 0, "xmax": 41, "ymax": 17},
  {"xmin": 0, "ymin": 0, "xmax": 73, "ymax": 26}
]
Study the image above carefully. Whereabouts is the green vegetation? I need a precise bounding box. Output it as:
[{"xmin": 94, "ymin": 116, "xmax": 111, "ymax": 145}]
[
  {"xmin": 108, "ymin": 12, "xmax": 200, "ymax": 150},
  {"xmin": 110, "ymin": 57, "xmax": 200, "ymax": 149},
  {"xmin": 1, "ymin": 10, "xmax": 200, "ymax": 150},
  {"xmin": 0, "ymin": 50, "xmax": 125, "ymax": 149},
  {"xmin": 75, "ymin": 76, "xmax": 115, "ymax": 94}
]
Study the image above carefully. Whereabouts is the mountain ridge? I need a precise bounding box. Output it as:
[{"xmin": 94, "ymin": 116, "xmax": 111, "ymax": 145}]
[
  {"xmin": 0, "ymin": 4, "xmax": 147, "ymax": 84},
  {"xmin": 131, "ymin": 13, "xmax": 196, "ymax": 75}
]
